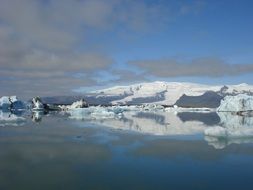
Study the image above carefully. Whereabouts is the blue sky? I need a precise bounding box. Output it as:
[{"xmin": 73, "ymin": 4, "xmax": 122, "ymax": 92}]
[{"xmin": 0, "ymin": 0, "xmax": 253, "ymax": 98}]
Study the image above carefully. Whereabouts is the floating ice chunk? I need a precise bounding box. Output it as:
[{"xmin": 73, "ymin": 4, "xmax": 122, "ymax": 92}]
[
  {"xmin": 32, "ymin": 97, "xmax": 45, "ymax": 110},
  {"xmin": 0, "ymin": 110, "xmax": 26, "ymax": 127},
  {"xmin": 67, "ymin": 106, "xmax": 124, "ymax": 120},
  {"xmin": 140, "ymin": 104, "xmax": 164, "ymax": 112},
  {"xmin": 217, "ymin": 94, "xmax": 253, "ymax": 112},
  {"xmin": 59, "ymin": 99, "xmax": 88, "ymax": 110},
  {"xmin": 0, "ymin": 96, "xmax": 26, "ymax": 110},
  {"xmin": 70, "ymin": 99, "xmax": 88, "ymax": 109}
]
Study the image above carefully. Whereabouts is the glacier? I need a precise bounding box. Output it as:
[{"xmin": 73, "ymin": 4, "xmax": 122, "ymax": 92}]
[{"xmin": 92, "ymin": 81, "xmax": 253, "ymax": 106}]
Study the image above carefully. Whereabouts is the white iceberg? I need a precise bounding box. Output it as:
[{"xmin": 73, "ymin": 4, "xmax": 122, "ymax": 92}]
[
  {"xmin": 66, "ymin": 106, "xmax": 124, "ymax": 120},
  {"xmin": 140, "ymin": 104, "xmax": 165, "ymax": 112},
  {"xmin": 60, "ymin": 99, "xmax": 88, "ymax": 110},
  {"xmin": 217, "ymin": 94, "xmax": 253, "ymax": 112},
  {"xmin": 0, "ymin": 96, "xmax": 26, "ymax": 110},
  {"xmin": 32, "ymin": 97, "xmax": 45, "ymax": 110}
]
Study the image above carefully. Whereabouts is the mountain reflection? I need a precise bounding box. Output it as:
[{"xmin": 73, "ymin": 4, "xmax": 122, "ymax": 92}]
[{"xmin": 1, "ymin": 108, "xmax": 253, "ymax": 149}]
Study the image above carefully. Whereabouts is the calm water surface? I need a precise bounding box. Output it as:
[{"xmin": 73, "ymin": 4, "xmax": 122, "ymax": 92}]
[{"xmin": 1, "ymin": 110, "xmax": 253, "ymax": 190}]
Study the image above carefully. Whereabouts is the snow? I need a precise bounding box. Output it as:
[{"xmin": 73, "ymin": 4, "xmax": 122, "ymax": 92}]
[
  {"xmin": 92, "ymin": 81, "xmax": 253, "ymax": 105},
  {"xmin": 0, "ymin": 96, "xmax": 26, "ymax": 110},
  {"xmin": 217, "ymin": 94, "xmax": 253, "ymax": 112}
]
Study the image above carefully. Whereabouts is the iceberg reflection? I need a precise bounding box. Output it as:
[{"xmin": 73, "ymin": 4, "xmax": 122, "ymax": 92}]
[
  {"xmin": 204, "ymin": 112, "xmax": 253, "ymax": 149},
  {"xmin": 0, "ymin": 110, "xmax": 26, "ymax": 127},
  {"xmin": 68, "ymin": 110, "xmax": 210, "ymax": 136}
]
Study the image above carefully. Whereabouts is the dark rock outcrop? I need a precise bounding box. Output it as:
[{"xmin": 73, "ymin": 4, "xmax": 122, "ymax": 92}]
[{"xmin": 175, "ymin": 91, "xmax": 223, "ymax": 108}]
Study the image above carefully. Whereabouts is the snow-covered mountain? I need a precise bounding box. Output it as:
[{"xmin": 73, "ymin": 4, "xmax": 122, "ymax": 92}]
[{"xmin": 92, "ymin": 81, "xmax": 253, "ymax": 106}]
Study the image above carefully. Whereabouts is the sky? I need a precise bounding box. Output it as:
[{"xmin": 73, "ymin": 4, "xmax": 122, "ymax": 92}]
[{"xmin": 1, "ymin": 0, "xmax": 253, "ymax": 98}]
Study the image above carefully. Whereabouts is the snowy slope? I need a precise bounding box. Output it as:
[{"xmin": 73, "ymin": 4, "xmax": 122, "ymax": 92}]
[{"xmin": 92, "ymin": 81, "xmax": 253, "ymax": 105}]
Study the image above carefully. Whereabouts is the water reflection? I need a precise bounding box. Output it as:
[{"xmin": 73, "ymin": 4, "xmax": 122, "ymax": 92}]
[
  {"xmin": 32, "ymin": 111, "xmax": 45, "ymax": 123},
  {"xmin": 1, "ymin": 109, "xmax": 253, "ymax": 189},
  {"xmin": 205, "ymin": 135, "xmax": 253, "ymax": 149},
  {"xmin": 1, "ymin": 108, "xmax": 253, "ymax": 149},
  {"xmin": 79, "ymin": 111, "xmax": 208, "ymax": 136},
  {"xmin": 0, "ymin": 110, "xmax": 26, "ymax": 127}
]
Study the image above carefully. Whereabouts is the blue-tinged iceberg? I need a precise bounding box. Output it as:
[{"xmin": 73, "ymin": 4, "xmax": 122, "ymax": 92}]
[
  {"xmin": 217, "ymin": 94, "xmax": 253, "ymax": 112},
  {"xmin": 0, "ymin": 96, "xmax": 26, "ymax": 111}
]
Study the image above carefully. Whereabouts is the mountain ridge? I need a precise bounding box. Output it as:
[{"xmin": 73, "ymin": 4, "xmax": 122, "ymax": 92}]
[{"xmin": 42, "ymin": 81, "xmax": 253, "ymax": 107}]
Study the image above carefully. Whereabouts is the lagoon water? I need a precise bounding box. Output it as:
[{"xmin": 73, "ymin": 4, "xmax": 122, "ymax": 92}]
[{"xmin": 1, "ymin": 110, "xmax": 253, "ymax": 190}]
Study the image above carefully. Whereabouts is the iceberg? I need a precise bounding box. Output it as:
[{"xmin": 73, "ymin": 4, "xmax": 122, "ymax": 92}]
[
  {"xmin": 66, "ymin": 106, "xmax": 124, "ymax": 120},
  {"xmin": 61, "ymin": 99, "xmax": 88, "ymax": 110},
  {"xmin": 140, "ymin": 104, "xmax": 164, "ymax": 112},
  {"xmin": 32, "ymin": 97, "xmax": 45, "ymax": 111},
  {"xmin": 0, "ymin": 96, "xmax": 26, "ymax": 110},
  {"xmin": 217, "ymin": 94, "xmax": 253, "ymax": 112}
]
